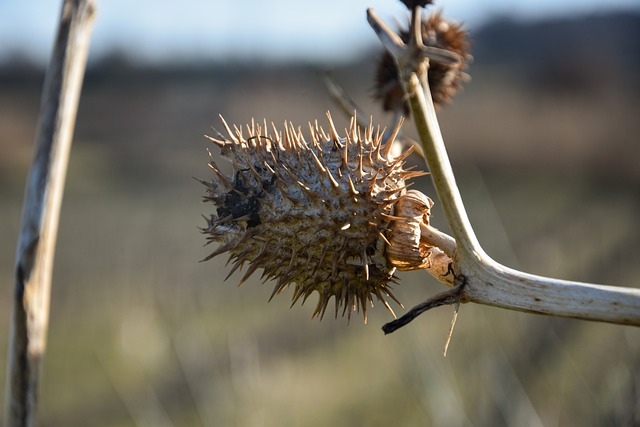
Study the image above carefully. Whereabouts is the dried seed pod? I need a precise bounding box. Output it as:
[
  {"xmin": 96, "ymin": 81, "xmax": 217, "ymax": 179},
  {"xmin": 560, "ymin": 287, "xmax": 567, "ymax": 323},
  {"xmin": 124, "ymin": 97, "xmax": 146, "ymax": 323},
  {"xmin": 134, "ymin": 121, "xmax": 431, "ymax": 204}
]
[
  {"xmin": 374, "ymin": 11, "xmax": 471, "ymax": 114},
  {"xmin": 200, "ymin": 113, "xmax": 430, "ymax": 321}
]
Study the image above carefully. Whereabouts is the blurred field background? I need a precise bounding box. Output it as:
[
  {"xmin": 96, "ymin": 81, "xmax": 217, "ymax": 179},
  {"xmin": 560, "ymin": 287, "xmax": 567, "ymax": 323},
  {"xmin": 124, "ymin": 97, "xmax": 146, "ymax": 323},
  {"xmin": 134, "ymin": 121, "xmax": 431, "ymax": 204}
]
[{"xmin": 2, "ymin": 4, "xmax": 640, "ymax": 427}]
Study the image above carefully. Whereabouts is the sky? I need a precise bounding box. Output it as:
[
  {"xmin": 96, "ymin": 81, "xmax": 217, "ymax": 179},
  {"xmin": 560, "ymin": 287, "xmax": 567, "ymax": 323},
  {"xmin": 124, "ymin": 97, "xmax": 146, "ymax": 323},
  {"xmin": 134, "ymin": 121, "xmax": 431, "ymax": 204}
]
[{"xmin": 1, "ymin": 0, "xmax": 639, "ymax": 65}]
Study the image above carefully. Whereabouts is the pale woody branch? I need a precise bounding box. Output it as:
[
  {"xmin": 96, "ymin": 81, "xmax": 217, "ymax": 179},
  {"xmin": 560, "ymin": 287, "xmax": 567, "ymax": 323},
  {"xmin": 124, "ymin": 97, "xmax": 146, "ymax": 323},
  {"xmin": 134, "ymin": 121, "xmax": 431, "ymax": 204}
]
[
  {"xmin": 367, "ymin": 7, "xmax": 640, "ymax": 329},
  {"xmin": 4, "ymin": 1, "xmax": 96, "ymax": 426}
]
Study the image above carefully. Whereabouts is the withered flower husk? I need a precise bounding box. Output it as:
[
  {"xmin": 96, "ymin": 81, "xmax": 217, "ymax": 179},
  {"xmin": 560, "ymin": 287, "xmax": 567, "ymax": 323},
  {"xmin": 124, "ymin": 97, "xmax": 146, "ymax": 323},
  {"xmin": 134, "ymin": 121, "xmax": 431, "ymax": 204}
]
[
  {"xmin": 386, "ymin": 190, "xmax": 434, "ymax": 270},
  {"xmin": 201, "ymin": 113, "xmax": 434, "ymax": 322}
]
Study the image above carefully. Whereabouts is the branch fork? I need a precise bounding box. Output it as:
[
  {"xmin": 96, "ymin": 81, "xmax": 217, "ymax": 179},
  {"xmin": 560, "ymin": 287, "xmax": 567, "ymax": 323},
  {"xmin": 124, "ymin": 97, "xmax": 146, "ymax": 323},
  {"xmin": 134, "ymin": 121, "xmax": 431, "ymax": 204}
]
[{"xmin": 367, "ymin": 6, "xmax": 640, "ymax": 333}]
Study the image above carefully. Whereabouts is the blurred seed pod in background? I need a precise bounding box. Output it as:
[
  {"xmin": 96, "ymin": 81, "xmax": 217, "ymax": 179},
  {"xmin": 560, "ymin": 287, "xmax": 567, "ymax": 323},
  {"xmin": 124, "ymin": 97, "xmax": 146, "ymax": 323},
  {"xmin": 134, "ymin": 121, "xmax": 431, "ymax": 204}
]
[
  {"xmin": 374, "ymin": 11, "xmax": 471, "ymax": 115},
  {"xmin": 398, "ymin": 0, "xmax": 434, "ymax": 9}
]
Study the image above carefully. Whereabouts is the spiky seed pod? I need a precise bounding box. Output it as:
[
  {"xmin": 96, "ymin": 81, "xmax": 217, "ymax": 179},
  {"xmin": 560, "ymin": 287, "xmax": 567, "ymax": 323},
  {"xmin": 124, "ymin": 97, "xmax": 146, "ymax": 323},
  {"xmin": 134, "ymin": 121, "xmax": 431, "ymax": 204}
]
[
  {"xmin": 201, "ymin": 113, "xmax": 431, "ymax": 321},
  {"xmin": 374, "ymin": 11, "xmax": 471, "ymax": 114}
]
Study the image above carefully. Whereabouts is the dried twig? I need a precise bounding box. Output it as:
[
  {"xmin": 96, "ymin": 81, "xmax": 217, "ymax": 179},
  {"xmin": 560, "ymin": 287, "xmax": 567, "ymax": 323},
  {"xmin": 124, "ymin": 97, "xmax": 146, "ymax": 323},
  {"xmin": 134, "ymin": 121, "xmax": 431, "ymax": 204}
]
[
  {"xmin": 3, "ymin": 1, "xmax": 96, "ymax": 425},
  {"xmin": 323, "ymin": 72, "xmax": 368, "ymax": 127}
]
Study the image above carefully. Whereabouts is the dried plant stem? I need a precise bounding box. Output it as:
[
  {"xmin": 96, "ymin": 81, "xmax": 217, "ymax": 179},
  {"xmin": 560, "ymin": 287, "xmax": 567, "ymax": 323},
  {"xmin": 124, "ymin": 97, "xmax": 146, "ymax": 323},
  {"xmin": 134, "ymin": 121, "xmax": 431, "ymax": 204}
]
[
  {"xmin": 420, "ymin": 223, "xmax": 456, "ymax": 259},
  {"xmin": 3, "ymin": 1, "xmax": 96, "ymax": 426},
  {"xmin": 323, "ymin": 72, "xmax": 368, "ymax": 128},
  {"xmin": 443, "ymin": 301, "xmax": 460, "ymax": 357},
  {"xmin": 368, "ymin": 7, "xmax": 640, "ymax": 328},
  {"xmin": 382, "ymin": 283, "xmax": 465, "ymax": 334}
]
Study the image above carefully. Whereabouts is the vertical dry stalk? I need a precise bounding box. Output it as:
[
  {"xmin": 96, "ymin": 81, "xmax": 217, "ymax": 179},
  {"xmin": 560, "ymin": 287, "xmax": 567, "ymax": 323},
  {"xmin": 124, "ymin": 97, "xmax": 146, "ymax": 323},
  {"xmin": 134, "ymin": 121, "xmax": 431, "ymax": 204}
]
[{"xmin": 3, "ymin": 1, "xmax": 96, "ymax": 425}]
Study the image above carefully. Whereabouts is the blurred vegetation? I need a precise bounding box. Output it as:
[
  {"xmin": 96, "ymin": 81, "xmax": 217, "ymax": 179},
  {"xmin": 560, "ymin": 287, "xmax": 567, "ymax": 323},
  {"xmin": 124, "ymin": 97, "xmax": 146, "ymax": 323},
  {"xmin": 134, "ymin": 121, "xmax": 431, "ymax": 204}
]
[{"xmin": 1, "ymin": 10, "xmax": 640, "ymax": 427}]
